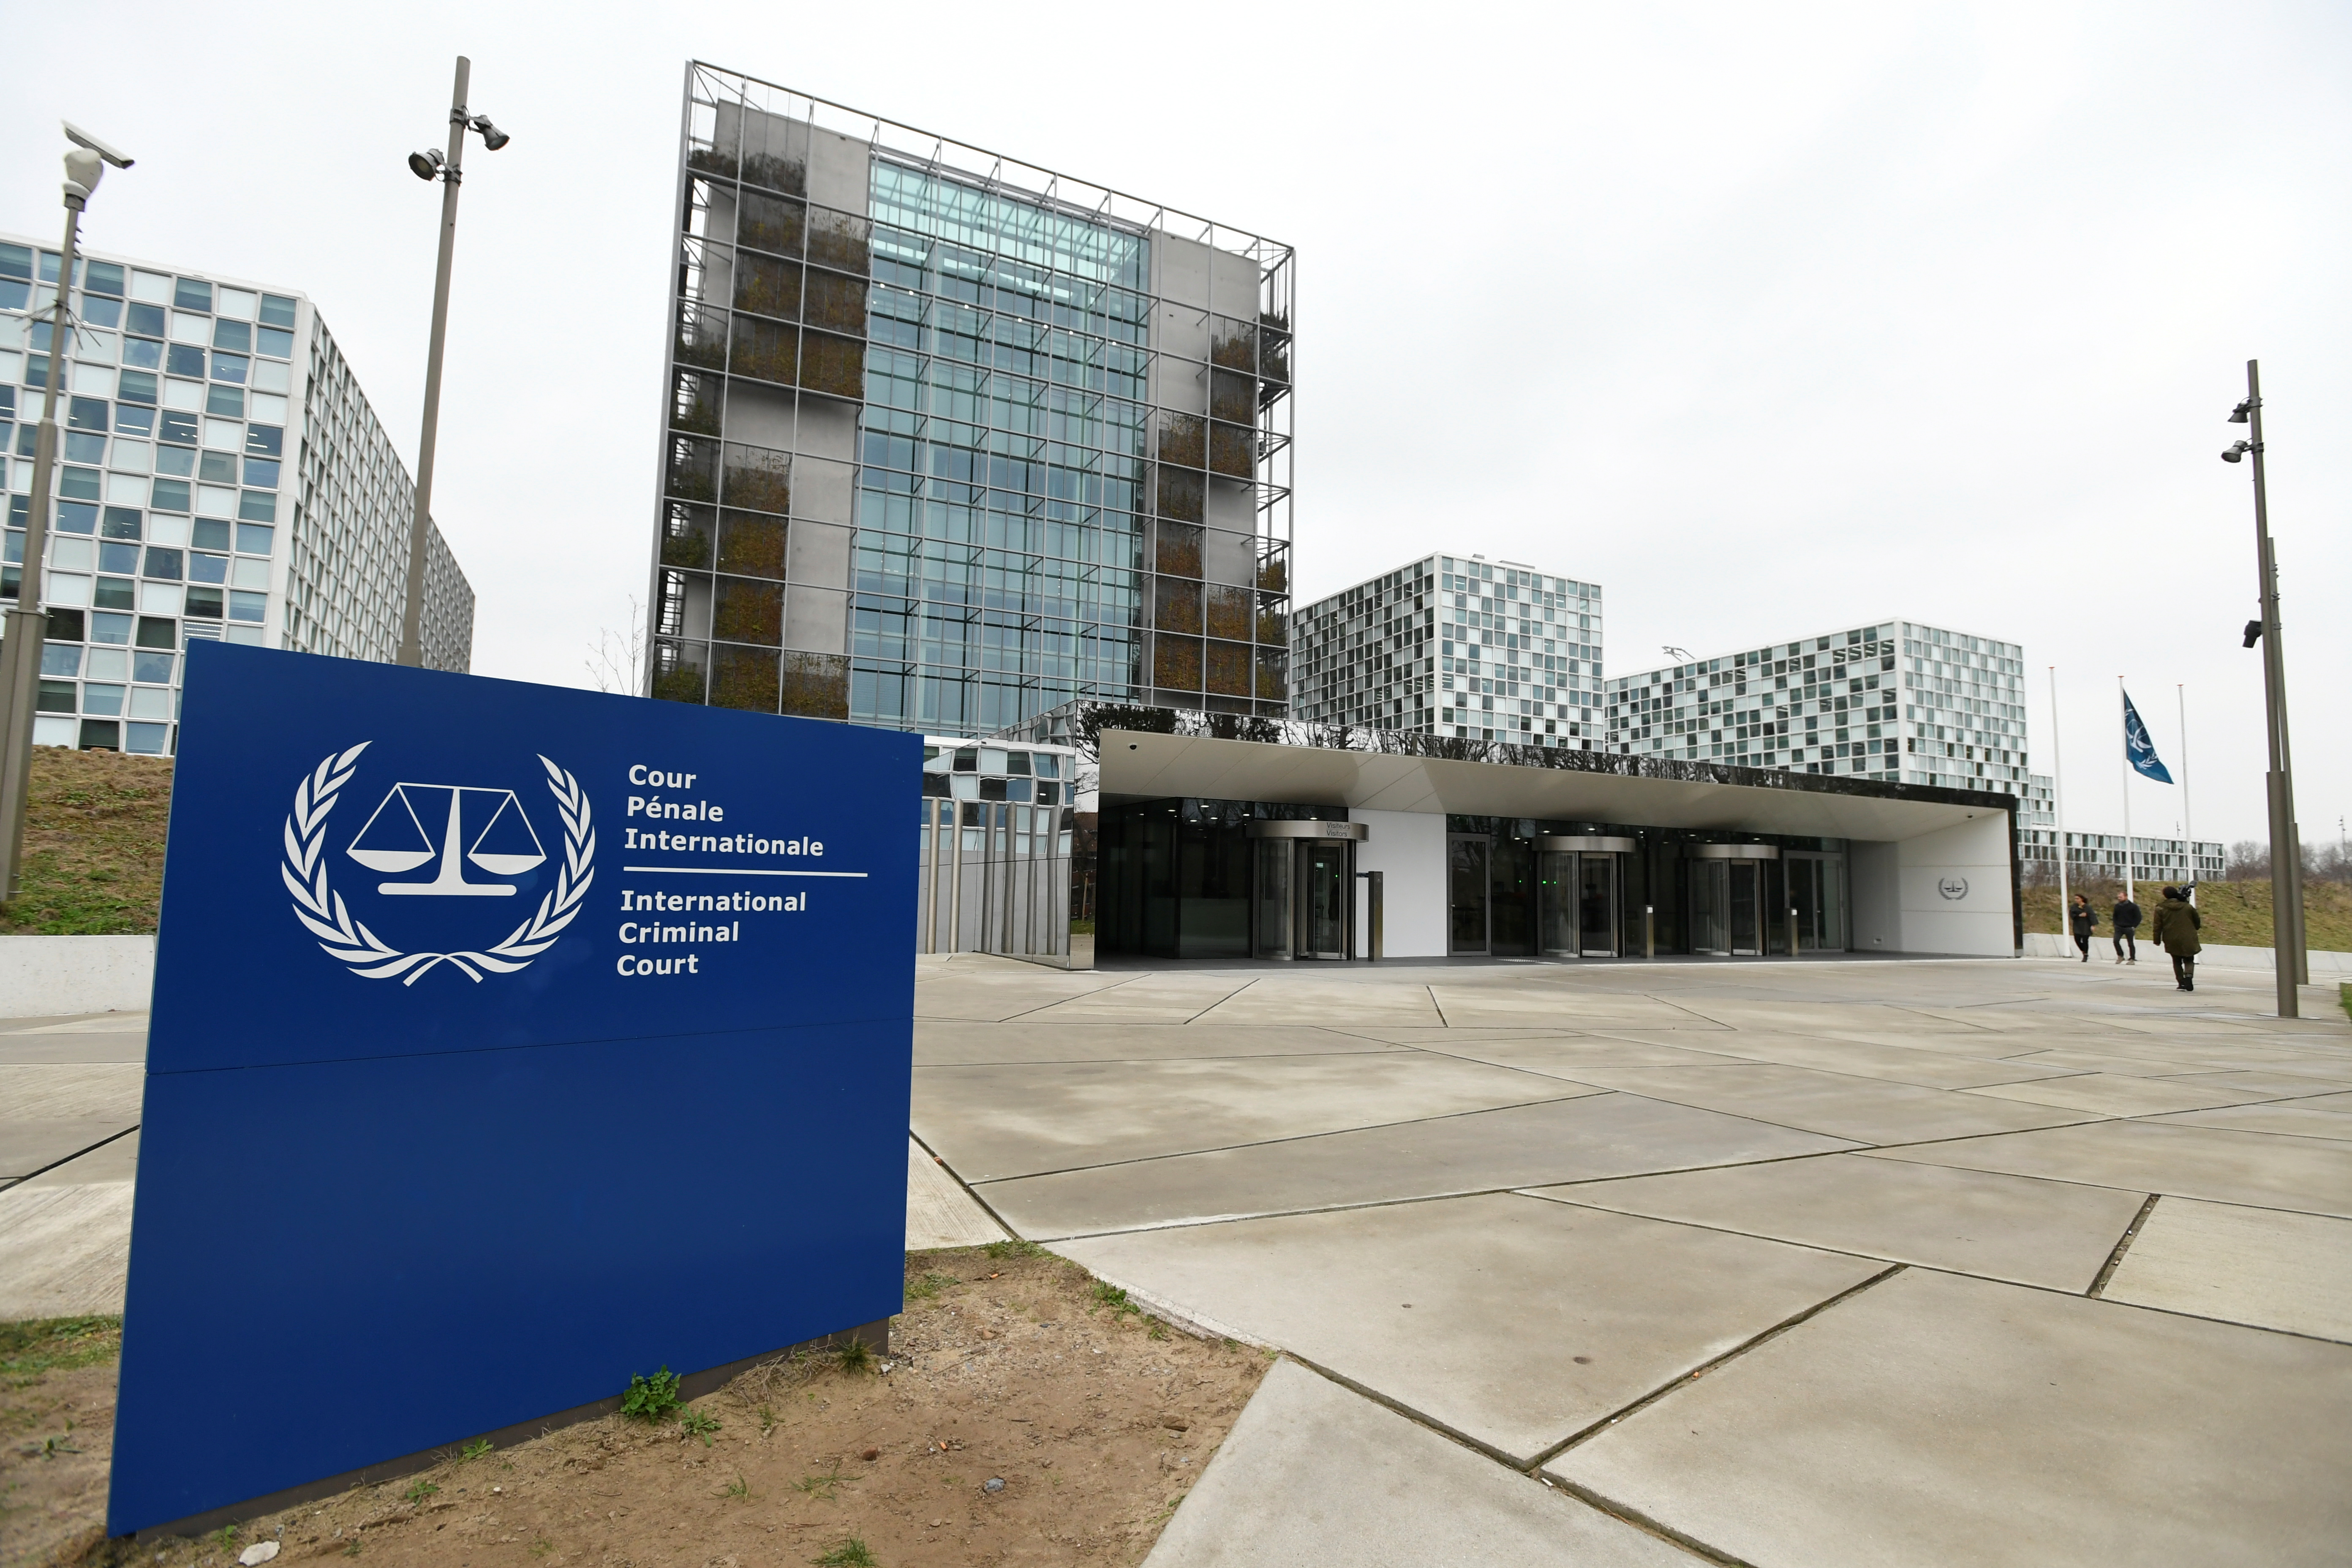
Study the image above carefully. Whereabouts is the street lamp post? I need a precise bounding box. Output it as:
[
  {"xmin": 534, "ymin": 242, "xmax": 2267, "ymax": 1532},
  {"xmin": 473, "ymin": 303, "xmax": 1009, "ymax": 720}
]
[
  {"xmin": 397, "ymin": 56, "xmax": 509, "ymax": 668},
  {"xmin": 2224, "ymin": 359, "xmax": 2305, "ymax": 1016},
  {"xmin": 0, "ymin": 125, "xmax": 134, "ymax": 906}
]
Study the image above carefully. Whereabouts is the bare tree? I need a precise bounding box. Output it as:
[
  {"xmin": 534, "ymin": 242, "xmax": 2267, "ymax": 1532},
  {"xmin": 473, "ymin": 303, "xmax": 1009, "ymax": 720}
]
[{"xmin": 585, "ymin": 597, "xmax": 646, "ymax": 696}]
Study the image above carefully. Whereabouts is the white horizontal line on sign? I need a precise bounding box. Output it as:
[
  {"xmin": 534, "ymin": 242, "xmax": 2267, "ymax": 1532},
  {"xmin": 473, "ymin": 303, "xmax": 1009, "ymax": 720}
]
[{"xmin": 622, "ymin": 865, "xmax": 871, "ymax": 878}]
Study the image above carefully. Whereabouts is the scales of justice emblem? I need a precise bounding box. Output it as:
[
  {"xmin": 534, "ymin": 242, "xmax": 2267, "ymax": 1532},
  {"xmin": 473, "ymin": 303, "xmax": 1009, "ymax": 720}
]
[{"xmin": 280, "ymin": 743, "xmax": 596, "ymax": 983}]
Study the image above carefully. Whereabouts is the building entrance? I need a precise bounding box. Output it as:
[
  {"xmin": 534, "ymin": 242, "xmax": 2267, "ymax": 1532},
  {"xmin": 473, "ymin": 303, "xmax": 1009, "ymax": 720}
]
[
  {"xmin": 1448, "ymin": 835, "xmax": 1489, "ymax": 955},
  {"xmin": 1785, "ymin": 852, "xmax": 1847, "ymax": 951},
  {"xmin": 1536, "ymin": 836, "xmax": 1634, "ymax": 957},
  {"xmin": 1690, "ymin": 843, "xmax": 1779, "ymax": 956},
  {"xmin": 1247, "ymin": 820, "xmax": 1367, "ymax": 960}
]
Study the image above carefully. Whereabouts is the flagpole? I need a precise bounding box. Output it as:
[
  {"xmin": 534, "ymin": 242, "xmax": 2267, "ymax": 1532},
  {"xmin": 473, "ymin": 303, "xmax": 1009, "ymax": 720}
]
[
  {"xmin": 2050, "ymin": 667, "xmax": 2068, "ymax": 932},
  {"xmin": 2178, "ymin": 683, "xmax": 2195, "ymax": 907},
  {"xmin": 2118, "ymin": 677, "xmax": 2133, "ymax": 904}
]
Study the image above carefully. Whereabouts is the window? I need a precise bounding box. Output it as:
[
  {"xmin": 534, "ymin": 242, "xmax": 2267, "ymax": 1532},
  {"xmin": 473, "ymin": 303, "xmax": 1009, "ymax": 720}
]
[
  {"xmin": 231, "ymin": 558, "xmax": 270, "ymax": 590},
  {"xmin": 158, "ymin": 411, "xmax": 198, "ymax": 446},
  {"xmin": 228, "ymin": 590, "xmax": 266, "ymax": 623},
  {"xmin": 243, "ymin": 424, "xmax": 283, "ymax": 458},
  {"xmin": 173, "ymin": 278, "xmax": 212, "ymax": 313},
  {"xmin": 143, "ymin": 547, "xmax": 183, "ymax": 582},
  {"xmin": 188, "ymin": 552, "xmax": 228, "ymax": 584},
  {"xmin": 82, "ymin": 683, "xmax": 125, "ymax": 716},
  {"xmin": 216, "ymin": 288, "xmax": 256, "ymax": 321},
  {"xmin": 235, "ymin": 523, "xmax": 275, "ymax": 555},
  {"xmin": 198, "ymin": 451, "xmax": 237, "ymax": 485},
  {"xmin": 212, "ymin": 319, "xmax": 252, "ymax": 354},
  {"xmin": 126, "ymin": 302, "xmax": 165, "ymax": 338},
  {"xmin": 41, "ymin": 644, "xmax": 81, "ymax": 677},
  {"xmin": 166, "ymin": 344, "xmax": 206, "ymax": 378},
  {"xmin": 116, "ymin": 369, "xmax": 158, "ymax": 404},
  {"xmin": 154, "ymin": 446, "xmax": 194, "ymax": 479},
  {"xmin": 132, "ymin": 651, "xmax": 174, "ymax": 685},
  {"xmin": 256, "ymin": 328, "xmax": 294, "ymax": 359},
  {"xmin": 237, "ymin": 491, "xmax": 275, "ymax": 523},
  {"xmin": 88, "ymin": 612, "xmax": 131, "ymax": 644},
  {"xmin": 126, "ymin": 722, "xmax": 169, "ymax": 755},
  {"xmin": 99, "ymin": 508, "xmax": 139, "ymax": 539},
  {"xmin": 191, "ymin": 517, "xmax": 229, "ymax": 550},
  {"xmin": 258, "ymin": 294, "xmax": 296, "ymax": 329},
  {"xmin": 242, "ymin": 457, "xmax": 280, "ymax": 489},
  {"xmin": 135, "ymin": 617, "xmax": 175, "ymax": 650},
  {"xmin": 149, "ymin": 479, "xmax": 191, "ymax": 512},
  {"xmin": 185, "ymin": 585, "xmax": 224, "ymax": 619},
  {"xmin": 210, "ymin": 354, "xmax": 249, "ymax": 387}
]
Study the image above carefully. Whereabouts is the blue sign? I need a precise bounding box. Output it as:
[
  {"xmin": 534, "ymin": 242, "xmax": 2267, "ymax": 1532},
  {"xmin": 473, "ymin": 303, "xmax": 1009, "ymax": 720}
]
[{"xmin": 109, "ymin": 643, "xmax": 920, "ymax": 1535}]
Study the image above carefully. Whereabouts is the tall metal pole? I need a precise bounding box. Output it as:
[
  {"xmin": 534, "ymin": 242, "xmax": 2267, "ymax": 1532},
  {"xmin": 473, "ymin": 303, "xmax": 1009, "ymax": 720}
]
[
  {"xmin": 0, "ymin": 195, "xmax": 90, "ymax": 902},
  {"xmin": 398, "ymin": 55, "xmax": 471, "ymax": 668},
  {"xmin": 2048, "ymin": 667, "xmax": 2068, "ymax": 936},
  {"xmin": 2177, "ymin": 683, "xmax": 2195, "ymax": 906},
  {"xmin": 2244, "ymin": 360, "xmax": 2302, "ymax": 1013},
  {"xmin": 2116, "ymin": 677, "xmax": 2133, "ymax": 906}
]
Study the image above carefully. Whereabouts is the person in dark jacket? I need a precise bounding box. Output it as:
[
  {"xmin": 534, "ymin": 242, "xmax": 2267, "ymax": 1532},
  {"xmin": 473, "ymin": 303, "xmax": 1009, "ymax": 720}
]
[
  {"xmin": 2112, "ymin": 893, "xmax": 2142, "ymax": 964},
  {"xmin": 2151, "ymin": 885, "xmax": 2202, "ymax": 991},
  {"xmin": 2068, "ymin": 893, "xmax": 2097, "ymax": 961}
]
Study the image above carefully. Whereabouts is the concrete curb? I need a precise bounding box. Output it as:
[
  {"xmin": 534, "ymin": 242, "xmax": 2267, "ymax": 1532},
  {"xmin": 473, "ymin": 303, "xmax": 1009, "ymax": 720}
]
[{"xmin": 0, "ymin": 934, "xmax": 156, "ymax": 1016}]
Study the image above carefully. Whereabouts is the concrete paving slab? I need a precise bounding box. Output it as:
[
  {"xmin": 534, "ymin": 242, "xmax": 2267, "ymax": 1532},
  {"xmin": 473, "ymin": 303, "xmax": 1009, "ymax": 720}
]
[
  {"xmin": 2278, "ymin": 1089, "xmax": 2352, "ymax": 1115},
  {"xmin": 1525, "ymin": 1153, "xmax": 2143, "ymax": 1291},
  {"xmin": 0, "ymin": 1179, "xmax": 132, "ymax": 1317},
  {"xmin": 911, "ymin": 961, "xmax": 1132, "ymax": 1021},
  {"xmin": 1963, "ymin": 1073, "xmax": 2272, "ymax": 1117},
  {"xmin": 982, "ymin": 1094, "xmax": 1859, "ymax": 1239},
  {"xmin": 1991, "ymin": 1047, "xmax": 2254, "ymax": 1079},
  {"xmin": 913, "ymin": 1053, "xmax": 1587, "ymax": 1181},
  {"xmin": 1312, "ymin": 1026, "xmax": 1628, "ymax": 1045},
  {"xmin": 1141, "ymin": 1358, "xmax": 1691, "ymax": 1568},
  {"xmin": 0, "ymin": 1031, "xmax": 147, "ymax": 1065},
  {"xmin": 0, "ymin": 1062, "xmax": 144, "ymax": 1120},
  {"xmin": 1411, "ymin": 1035, "xmax": 1754, "ymax": 1076},
  {"xmin": 2165, "ymin": 1068, "xmax": 2352, "ymax": 1097},
  {"xmin": 1673, "ymin": 999, "xmax": 1998, "ymax": 1034},
  {"xmin": 912, "ymin": 1021, "xmax": 1401, "ymax": 1066},
  {"xmin": 0, "ymin": 1120, "xmax": 136, "ymax": 1182},
  {"xmin": 17, "ymin": 1128, "xmax": 138, "ymax": 1189},
  {"xmin": 1192, "ymin": 980, "xmax": 1446, "ymax": 1027},
  {"xmin": 2102, "ymin": 1197, "xmax": 2352, "ymax": 1342},
  {"xmin": 1057, "ymin": 1193, "xmax": 1886, "ymax": 1465},
  {"xmin": 906, "ymin": 1137, "xmax": 1008, "ymax": 1250},
  {"xmin": 1668, "ymin": 1032, "xmax": 2082, "ymax": 1089},
  {"xmin": 1426, "ymin": 987, "xmax": 1715, "ymax": 1030},
  {"xmin": 1866, "ymin": 1119, "xmax": 2352, "ymax": 1217},
  {"xmin": 1552, "ymin": 1267, "xmax": 2352, "ymax": 1568},
  {"xmin": 1552, "ymin": 1063, "xmax": 2093, "ymax": 1144},
  {"xmin": 2144, "ymin": 1104, "xmax": 2352, "ymax": 1143},
  {"xmin": 1015, "ymin": 974, "xmax": 1260, "ymax": 1024}
]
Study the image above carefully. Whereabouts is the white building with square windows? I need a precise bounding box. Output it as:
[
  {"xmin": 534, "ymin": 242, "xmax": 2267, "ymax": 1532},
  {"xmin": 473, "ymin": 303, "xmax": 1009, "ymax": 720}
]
[
  {"xmin": 1, "ymin": 234, "xmax": 471, "ymax": 755},
  {"xmin": 1290, "ymin": 552, "xmax": 1606, "ymax": 746},
  {"xmin": 1604, "ymin": 618, "xmax": 2028, "ymax": 793}
]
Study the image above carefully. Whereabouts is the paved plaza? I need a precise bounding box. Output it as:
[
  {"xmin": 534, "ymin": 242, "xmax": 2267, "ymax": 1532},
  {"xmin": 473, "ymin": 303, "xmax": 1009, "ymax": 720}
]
[
  {"xmin": 6, "ymin": 953, "xmax": 2349, "ymax": 1562},
  {"xmin": 907, "ymin": 952, "xmax": 2352, "ymax": 1566}
]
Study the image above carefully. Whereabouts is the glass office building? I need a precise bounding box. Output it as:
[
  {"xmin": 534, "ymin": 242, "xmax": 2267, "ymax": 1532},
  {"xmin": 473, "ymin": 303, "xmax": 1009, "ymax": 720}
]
[
  {"xmin": 0, "ymin": 235, "xmax": 473, "ymax": 754},
  {"xmin": 1606, "ymin": 618, "xmax": 2027, "ymax": 795},
  {"xmin": 648, "ymin": 64, "xmax": 1295, "ymax": 735},
  {"xmin": 1289, "ymin": 553, "xmax": 1605, "ymax": 745}
]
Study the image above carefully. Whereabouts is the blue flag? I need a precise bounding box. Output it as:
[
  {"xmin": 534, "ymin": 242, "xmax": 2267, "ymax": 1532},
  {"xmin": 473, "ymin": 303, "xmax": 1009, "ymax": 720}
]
[{"xmin": 2123, "ymin": 691, "xmax": 2173, "ymax": 782}]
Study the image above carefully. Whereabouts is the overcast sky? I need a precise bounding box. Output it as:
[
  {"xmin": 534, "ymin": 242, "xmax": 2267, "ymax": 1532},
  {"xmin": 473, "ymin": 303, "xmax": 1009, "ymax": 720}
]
[{"xmin": 7, "ymin": 2, "xmax": 2345, "ymax": 849}]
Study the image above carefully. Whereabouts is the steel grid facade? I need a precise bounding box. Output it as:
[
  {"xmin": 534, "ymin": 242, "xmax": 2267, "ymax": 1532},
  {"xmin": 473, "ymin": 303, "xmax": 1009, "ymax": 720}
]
[{"xmin": 646, "ymin": 64, "xmax": 1295, "ymax": 735}]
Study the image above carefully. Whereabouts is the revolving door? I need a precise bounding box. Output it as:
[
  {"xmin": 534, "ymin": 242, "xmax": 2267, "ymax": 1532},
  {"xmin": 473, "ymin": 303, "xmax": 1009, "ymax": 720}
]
[
  {"xmin": 1535, "ymin": 835, "xmax": 1635, "ymax": 958},
  {"xmin": 1689, "ymin": 843, "xmax": 1780, "ymax": 956},
  {"xmin": 1248, "ymin": 820, "xmax": 1368, "ymax": 960}
]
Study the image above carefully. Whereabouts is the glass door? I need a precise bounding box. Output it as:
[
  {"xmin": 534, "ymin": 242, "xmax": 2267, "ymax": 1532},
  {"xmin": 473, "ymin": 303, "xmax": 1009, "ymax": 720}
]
[
  {"xmin": 1690, "ymin": 860, "xmax": 1729, "ymax": 954},
  {"xmin": 1253, "ymin": 837, "xmax": 1293, "ymax": 958},
  {"xmin": 1538, "ymin": 851, "xmax": 1577, "ymax": 956},
  {"xmin": 1578, "ymin": 854, "xmax": 1617, "ymax": 956},
  {"xmin": 1448, "ymin": 836, "xmax": 1490, "ymax": 954},
  {"xmin": 1727, "ymin": 861, "xmax": 1761, "ymax": 956},
  {"xmin": 1489, "ymin": 836, "xmax": 1537, "ymax": 956},
  {"xmin": 1302, "ymin": 842, "xmax": 1350, "ymax": 959},
  {"xmin": 1786, "ymin": 854, "xmax": 1847, "ymax": 951}
]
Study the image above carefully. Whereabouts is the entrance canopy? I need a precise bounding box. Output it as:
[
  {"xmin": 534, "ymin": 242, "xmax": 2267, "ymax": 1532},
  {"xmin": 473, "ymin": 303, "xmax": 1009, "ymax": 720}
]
[{"xmin": 1098, "ymin": 729, "xmax": 2004, "ymax": 843}]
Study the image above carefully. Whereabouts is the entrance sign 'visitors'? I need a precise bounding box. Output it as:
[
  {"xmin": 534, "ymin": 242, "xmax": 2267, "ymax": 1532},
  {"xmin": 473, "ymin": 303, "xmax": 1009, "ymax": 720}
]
[{"xmin": 109, "ymin": 644, "xmax": 919, "ymax": 1535}]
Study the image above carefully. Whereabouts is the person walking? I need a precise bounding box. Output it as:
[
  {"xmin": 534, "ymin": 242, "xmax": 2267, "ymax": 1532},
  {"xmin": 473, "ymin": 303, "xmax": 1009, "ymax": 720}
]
[
  {"xmin": 2068, "ymin": 892, "xmax": 2098, "ymax": 961},
  {"xmin": 2151, "ymin": 885, "xmax": 2201, "ymax": 991},
  {"xmin": 2112, "ymin": 892, "xmax": 2142, "ymax": 964}
]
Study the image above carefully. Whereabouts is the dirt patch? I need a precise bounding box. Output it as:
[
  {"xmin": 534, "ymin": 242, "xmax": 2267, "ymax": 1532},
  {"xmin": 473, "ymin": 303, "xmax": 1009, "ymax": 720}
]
[
  {"xmin": 0, "ymin": 749, "xmax": 172, "ymax": 936},
  {"xmin": 29, "ymin": 1247, "xmax": 1268, "ymax": 1568},
  {"xmin": 1, "ymin": 1316, "xmax": 122, "ymax": 1568}
]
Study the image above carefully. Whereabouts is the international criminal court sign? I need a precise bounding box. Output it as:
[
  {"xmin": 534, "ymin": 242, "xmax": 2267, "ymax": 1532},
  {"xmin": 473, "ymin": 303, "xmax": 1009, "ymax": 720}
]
[{"xmin": 109, "ymin": 644, "xmax": 919, "ymax": 1536}]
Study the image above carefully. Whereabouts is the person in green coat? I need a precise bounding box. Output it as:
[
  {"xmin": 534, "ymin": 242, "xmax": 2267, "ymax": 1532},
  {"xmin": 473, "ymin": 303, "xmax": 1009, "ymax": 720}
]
[{"xmin": 2151, "ymin": 886, "xmax": 2202, "ymax": 991}]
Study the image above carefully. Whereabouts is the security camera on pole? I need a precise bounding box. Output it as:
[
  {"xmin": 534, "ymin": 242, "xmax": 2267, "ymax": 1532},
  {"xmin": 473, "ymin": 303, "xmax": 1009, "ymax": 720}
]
[
  {"xmin": 0, "ymin": 123, "xmax": 135, "ymax": 907},
  {"xmin": 2221, "ymin": 360, "xmax": 2305, "ymax": 1016},
  {"xmin": 397, "ymin": 56, "xmax": 510, "ymax": 670}
]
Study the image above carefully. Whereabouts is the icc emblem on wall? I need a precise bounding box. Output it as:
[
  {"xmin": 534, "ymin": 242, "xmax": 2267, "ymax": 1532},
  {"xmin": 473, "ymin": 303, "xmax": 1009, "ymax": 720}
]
[
  {"xmin": 280, "ymin": 743, "xmax": 597, "ymax": 984},
  {"xmin": 1938, "ymin": 875, "xmax": 1970, "ymax": 900}
]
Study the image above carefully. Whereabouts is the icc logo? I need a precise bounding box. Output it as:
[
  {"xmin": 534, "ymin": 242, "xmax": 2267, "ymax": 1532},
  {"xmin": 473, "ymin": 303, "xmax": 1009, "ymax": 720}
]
[
  {"xmin": 281, "ymin": 743, "xmax": 596, "ymax": 983},
  {"xmin": 1938, "ymin": 875, "xmax": 1969, "ymax": 900}
]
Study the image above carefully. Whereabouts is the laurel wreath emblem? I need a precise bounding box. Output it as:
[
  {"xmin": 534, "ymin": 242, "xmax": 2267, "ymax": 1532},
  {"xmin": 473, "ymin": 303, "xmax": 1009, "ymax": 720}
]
[{"xmin": 281, "ymin": 743, "xmax": 597, "ymax": 984}]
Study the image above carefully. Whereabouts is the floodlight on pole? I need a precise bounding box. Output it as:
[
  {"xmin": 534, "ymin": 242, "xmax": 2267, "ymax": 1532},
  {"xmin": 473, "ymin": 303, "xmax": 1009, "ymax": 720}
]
[
  {"xmin": 0, "ymin": 123, "xmax": 136, "ymax": 906},
  {"xmin": 397, "ymin": 57, "xmax": 511, "ymax": 669}
]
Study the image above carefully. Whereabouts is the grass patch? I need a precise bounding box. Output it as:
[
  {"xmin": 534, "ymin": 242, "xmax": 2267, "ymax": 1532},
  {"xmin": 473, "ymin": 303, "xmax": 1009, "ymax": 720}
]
[
  {"xmin": 904, "ymin": 1271, "xmax": 960, "ymax": 1301},
  {"xmin": 2339, "ymin": 983, "xmax": 2350, "ymax": 1024},
  {"xmin": 835, "ymin": 1338, "xmax": 874, "ymax": 1375},
  {"xmin": 1090, "ymin": 1282, "xmax": 1143, "ymax": 1321},
  {"xmin": 0, "ymin": 749, "xmax": 172, "ymax": 934},
  {"xmin": 403, "ymin": 1478, "xmax": 439, "ymax": 1503},
  {"xmin": 813, "ymin": 1539, "xmax": 875, "ymax": 1568},
  {"xmin": 2022, "ymin": 877, "xmax": 2352, "ymax": 950},
  {"xmin": 984, "ymin": 1237, "xmax": 1045, "ymax": 1262},
  {"xmin": 680, "ymin": 1407, "xmax": 721, "ymax": 1446},
  {"xmin": 1, "ymin": 1315, "xmax": 122, "ymax": 1385}
]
